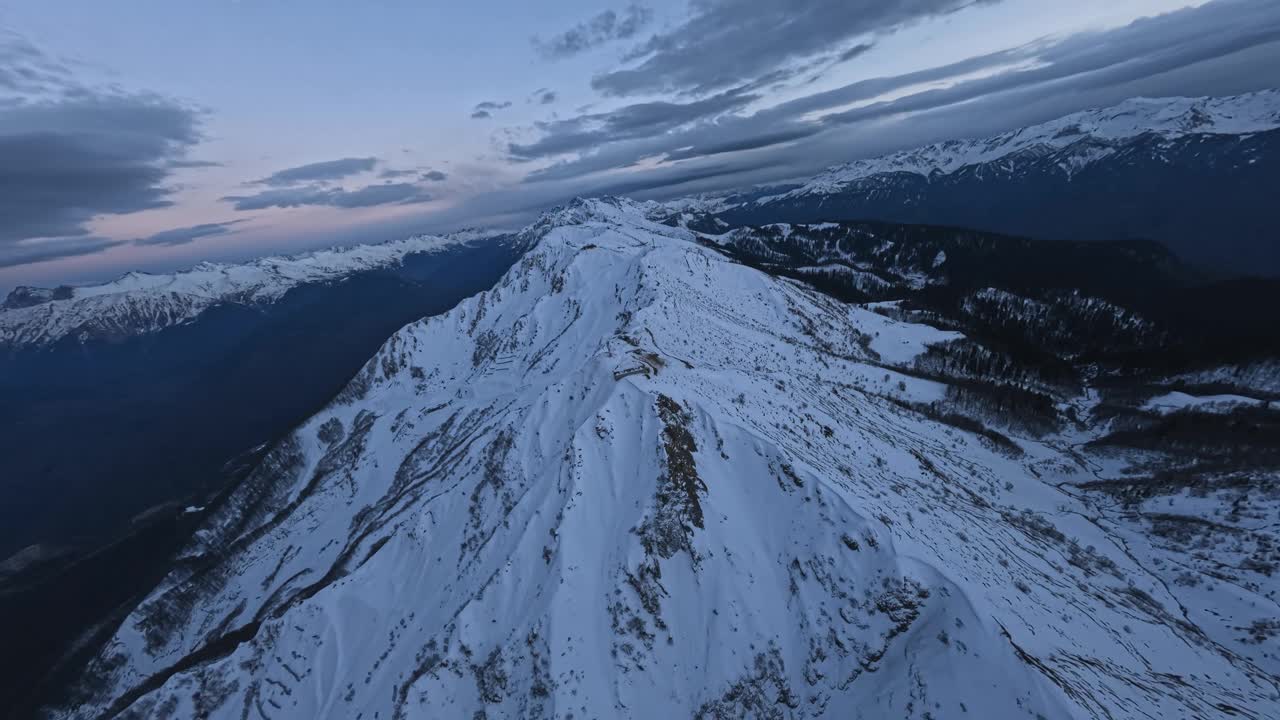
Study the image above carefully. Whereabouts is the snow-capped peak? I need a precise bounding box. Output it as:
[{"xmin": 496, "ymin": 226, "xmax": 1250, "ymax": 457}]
[
  {"xmin": 764, "ymin": 89, "xmax": 1280, "ymax": 201},
  {"xmin": 640, "ymin": 193, "xmax": 737, "ymax": 217},
  {"xmin": 526, "ymin": 196, "xmax": 682, "ymax": 236}
]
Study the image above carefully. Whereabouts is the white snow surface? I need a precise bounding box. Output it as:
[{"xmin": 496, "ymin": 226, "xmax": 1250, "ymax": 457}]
[
  {"xmin": 58, "ymin": 199, "xmax": 1278, "ymax": 719},
  {"xmin": 1143, "ymin": 391, "xmax": 1269, "ymax": 415},
  {"xmin": 762, "ymin": 90, "xmax": 1280, "ymax": 201},
  {"xmin": 0, "ymin": 232, "xmax": 493, "ymax": 348},
  {"xmin": 642, "ymin": 194, "xmax": 736, "ymax": 217}
]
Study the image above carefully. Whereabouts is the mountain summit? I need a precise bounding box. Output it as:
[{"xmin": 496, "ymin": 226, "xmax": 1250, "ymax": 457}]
[{"xmin": 54, "ymin": 199, "xmax": 1276, "ymax": 719}]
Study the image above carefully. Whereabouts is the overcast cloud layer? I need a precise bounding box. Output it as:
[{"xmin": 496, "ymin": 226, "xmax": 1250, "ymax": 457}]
[
  {"xmin": 592, "ymin": 0, "xmax": 992, "ymax": 96},
  {"xmin": 509, "ymin": 0, "xmax": 1280, "ymax": 191}
]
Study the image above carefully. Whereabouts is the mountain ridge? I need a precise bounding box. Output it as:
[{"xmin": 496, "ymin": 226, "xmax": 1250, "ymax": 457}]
[
  {"xmin": 761, "ymin": 90, "xmax": 1280, "ymax": 201},
  {"xmin": 0, "ymin": 230, "xmax": 515, "ymax": 349},
  {"xmin": 48, "ymin": 198, "xmax": 1278, "ymax": 719}
]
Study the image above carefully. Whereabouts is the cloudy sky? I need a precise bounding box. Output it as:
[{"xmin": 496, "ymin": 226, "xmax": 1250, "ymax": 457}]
[{"xmin": 1, "ymin": 0, "xmax": 1277, "ymax": 290}]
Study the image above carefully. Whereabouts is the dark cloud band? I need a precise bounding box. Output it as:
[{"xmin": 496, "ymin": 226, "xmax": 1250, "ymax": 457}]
[
  {"xmin": 535, "ymin": 5, "xmax": 654, "ymax": 60},
  {"xmin": 133, "ymin": 221, "xmax": 244, "ymax": 247},
  {"xmin": 253, "ymin": 157, "xmax": 377, "ymax": 186},
  {"xmin": 592, "ymin": 0, "xmax": 986, "ymax": 97},
  {"xmin": 222, "ymin": 182, "xmax": 432, "ymax": 211},
  {"xmin": 0, "ymin": 33, "xmax": 208, "ymax": 268},
  {"xmin": 0, "ymin": 237, "xmax": 127, "ymax": 269}
]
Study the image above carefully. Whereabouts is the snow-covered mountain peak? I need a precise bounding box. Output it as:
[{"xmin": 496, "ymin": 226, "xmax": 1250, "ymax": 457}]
[
  {"xmin": 58, "ymin": 205, "xmax": 1278, "ymax": 719},
  {"xmin": 523, "ymin": 195, "xmax": 691, "ymax": 244},
  {"xmin": 640, "ymin": 193, "xmax": 738, "ymax": 217}
]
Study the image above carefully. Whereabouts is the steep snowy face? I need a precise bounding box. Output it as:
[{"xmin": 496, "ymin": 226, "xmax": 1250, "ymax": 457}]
[
  {"xmin": 761, "ymin": 90, "xmax": 1280, "ymax": 201},
  {"xmin": 60, "ymin": 199, "xmax": 1276, "ymax": 719},
  {"xmin": 0, "ymin": 232, "xmax": 503, "ymax": 349}
]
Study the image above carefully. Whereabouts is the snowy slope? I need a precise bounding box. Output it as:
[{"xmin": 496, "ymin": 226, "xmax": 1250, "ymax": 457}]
[
  {"xmin": 55, "ymin": 199, "xmax": 1277, "ymax": 719},
  {"xmin": 0, "ymin": 232, "xmax": 507, "ymax": 349},
  {"xmin": 756, "ymin": 90, "xmax": 1280, "ymax": 203},
  {"xmin": 1143, "ymin": 390, "xmax": 1271, "ymax": 415}
]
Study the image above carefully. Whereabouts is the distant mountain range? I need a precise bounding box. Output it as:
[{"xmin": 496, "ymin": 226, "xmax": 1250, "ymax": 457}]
[
  {"xmin": 0, "ymin": 230, "xmax": 513, "ymax": 349},
  {"xmin": 660, "ymin": 90, "xmax": 1280, "ymax": 275}
]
